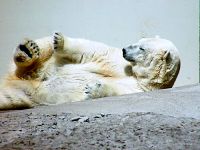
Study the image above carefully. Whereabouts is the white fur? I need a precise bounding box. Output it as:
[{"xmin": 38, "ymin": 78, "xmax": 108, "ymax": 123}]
[{"xmin": 0, "ymin": 34, "xmax": 180, "ymax": 109}]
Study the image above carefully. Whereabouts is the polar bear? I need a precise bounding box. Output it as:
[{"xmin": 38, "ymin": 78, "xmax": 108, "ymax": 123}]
[{"xmin": 0, "ymin": 33, "xmax": 180, "ymax": 109}]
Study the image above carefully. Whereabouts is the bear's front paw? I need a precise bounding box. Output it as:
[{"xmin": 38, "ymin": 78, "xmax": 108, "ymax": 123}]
[
  {"xmin": 14, "ymin": 39, "xmax": 40, "ymax": 67},
  {"xmin": 53, "ymin": 32, "xmax": 64, "ymax": 53},
  {"xmin": 84, "ymin": 81, "xmax": 104, "ymax": 100}
]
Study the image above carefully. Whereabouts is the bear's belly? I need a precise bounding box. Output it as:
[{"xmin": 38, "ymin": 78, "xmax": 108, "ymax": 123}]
[{"xmin": 34, "ymin": 73, "xmax": 99, "ymax": 105}]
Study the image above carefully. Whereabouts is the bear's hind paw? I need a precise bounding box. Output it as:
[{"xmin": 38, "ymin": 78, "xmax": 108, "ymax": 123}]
[{"xmin": 14, "ymin": 39, "xmax": 40, "ymax": 67}]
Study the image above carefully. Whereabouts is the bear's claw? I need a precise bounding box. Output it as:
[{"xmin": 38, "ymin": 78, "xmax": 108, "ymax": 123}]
[{"xmin": 53, "ymin": 32, "xmax": 64, "ymax": 52}]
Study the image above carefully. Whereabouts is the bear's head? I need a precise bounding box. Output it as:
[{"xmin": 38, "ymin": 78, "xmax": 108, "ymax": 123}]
[{"xmin": 122, "ymin": 36, "xmax": 181, "ymax": 91}]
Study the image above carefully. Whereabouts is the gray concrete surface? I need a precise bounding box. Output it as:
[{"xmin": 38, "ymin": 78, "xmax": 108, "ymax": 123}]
[{"xmin": 0, "ymin": 84, "xmax": 200, "ymax": 149}]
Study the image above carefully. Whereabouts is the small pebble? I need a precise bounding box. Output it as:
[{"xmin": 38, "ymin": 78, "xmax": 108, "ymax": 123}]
[
  {"xmin": 94, "ymin": 113, "xmax": 106, "ymax": 118},
  {"xmin": 58, "ymin": 116, "xmax": 65, "ymax": 120},
  {"xmin": 94, "ymin": 115, "xmax": 102, "ymax": 118},
  {"xmin": 78, "ymin": 117, "xmax": 89, "ymax": 123},
  {"xmin": 70, "ymin": 116, "xmax": 81, "ymax": 122},
  {"xmin": 100, "ymin": 113, "xmax": 105, "ymax": 117},
  {"xmin": 52, "ymin": 114, "xmax": 58, "ymax": 117},
  {"xmin": 70, "ymin": 116, "xmax": 89, "ymax": 123},
  {"xmin": 53, "ymin": 122, "xmax": 57, "ymax": 125}
]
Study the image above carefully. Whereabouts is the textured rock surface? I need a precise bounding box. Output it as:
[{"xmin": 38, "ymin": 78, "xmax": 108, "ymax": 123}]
[{"xmin": 0, "ymin": 84, "xmax": 200, "ymax": 149}]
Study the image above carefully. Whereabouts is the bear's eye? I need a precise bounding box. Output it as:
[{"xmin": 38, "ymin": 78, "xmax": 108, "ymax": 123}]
[{"xmin": 139, "ymin": 47, "xmax": 145, "ymax": 51}]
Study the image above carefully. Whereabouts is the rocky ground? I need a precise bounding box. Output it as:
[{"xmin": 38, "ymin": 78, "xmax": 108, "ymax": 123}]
[{"xmin": 0, "ymin": 84, "xmax": 200, "ymax": 149}]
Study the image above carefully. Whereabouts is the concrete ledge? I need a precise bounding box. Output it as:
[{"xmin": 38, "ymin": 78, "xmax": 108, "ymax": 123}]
[
  {"xmin": 0, "ymin": 84, "xmax": 200, "ymax": 149},
  {"xmin": 4, "ymin": 83, "xmax": 200, "ymax": 118}
]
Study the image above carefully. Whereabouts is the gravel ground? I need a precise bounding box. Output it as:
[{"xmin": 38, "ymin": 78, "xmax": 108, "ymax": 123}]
[
  {"xmin": 1, "ymin": 84, "xmax": 200, "ymax": 149},
  {"xmin": 1, "ymin": 111, "xmax": 200, "ymax": 150}
]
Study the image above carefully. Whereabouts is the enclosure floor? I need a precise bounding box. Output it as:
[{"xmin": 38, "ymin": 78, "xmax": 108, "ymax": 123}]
[{"xmin": 1, "ymin": 84, "xmax": 200, "ymax": 149}]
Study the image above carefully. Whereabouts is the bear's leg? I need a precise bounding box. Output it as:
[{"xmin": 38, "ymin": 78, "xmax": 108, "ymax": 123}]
[
  {"xmin": 52, "ymin": 32, "xmax": 124, "ymax": 77},
  {"xmin": 14, "ymin": 39, "xmax": 52, "ymax": 79},
  {"xmin": 53, "ymin": 32, "xmax": 77, "ymax": 64},
  {"xmin": 0, "ymin": 87, "xmax": 35, "ymax": 110},
  {"xmin": 53, "ymin": 32, "xmax": 114, "ymax": 64}
]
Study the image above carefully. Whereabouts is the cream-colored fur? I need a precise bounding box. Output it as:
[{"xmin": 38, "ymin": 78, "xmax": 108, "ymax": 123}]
[{"xmin": 0, "ymin": 33, "xmax": 180, "ymax": 109}]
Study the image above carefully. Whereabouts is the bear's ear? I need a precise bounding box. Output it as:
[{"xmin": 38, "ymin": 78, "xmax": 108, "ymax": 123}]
[
  {"xmin": 163, "ymin": 50, "xmax": 173, "ymax": 67},
  {"xmin": 163, "ymin": 50, "xmax": 170, "ymax": 59}
]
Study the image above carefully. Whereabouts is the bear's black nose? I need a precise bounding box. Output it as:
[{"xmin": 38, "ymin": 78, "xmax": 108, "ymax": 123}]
[{"xmin": 122, "ymin": 48, "xmax": 126, "ymax": 55}]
